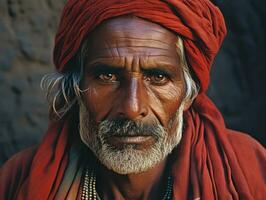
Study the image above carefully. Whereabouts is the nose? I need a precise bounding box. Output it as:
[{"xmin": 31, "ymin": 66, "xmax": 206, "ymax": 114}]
[{"xmin": 116, "ymin": 77, "xmax": 148, "ymax": 120}]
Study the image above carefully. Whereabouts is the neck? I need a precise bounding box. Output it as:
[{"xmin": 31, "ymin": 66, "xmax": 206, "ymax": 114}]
[{"xmin": 97, "ymin": 159, "xmax": 170, "ymax": 200}]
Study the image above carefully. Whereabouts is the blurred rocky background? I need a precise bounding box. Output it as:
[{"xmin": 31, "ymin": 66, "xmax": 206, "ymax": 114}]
[{"xmin": 0, "ymin": 0, "xmax": 265, "ymax": 166}]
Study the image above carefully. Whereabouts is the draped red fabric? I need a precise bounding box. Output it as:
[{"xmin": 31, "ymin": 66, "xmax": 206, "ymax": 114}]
[{"xmin": 1, "ymin": 0, "xmax": 265, "ymax": 199}]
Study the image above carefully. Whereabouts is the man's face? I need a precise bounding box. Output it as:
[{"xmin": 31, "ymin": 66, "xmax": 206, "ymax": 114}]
[{"xmin": 79, "ymin": 16, "xmax": 188, "ymax": 174}]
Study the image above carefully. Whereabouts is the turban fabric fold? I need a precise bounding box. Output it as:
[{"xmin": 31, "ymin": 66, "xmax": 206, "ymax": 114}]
[
  {"xmin": 1, "ymin": 0, "xmax": 265, "ymax": 200},
  {"xmin": 54, "ymin": 0, "xmax": 227, "ymax": 93}
]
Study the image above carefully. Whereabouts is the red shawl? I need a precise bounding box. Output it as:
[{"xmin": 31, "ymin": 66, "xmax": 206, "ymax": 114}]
[{"xmin": 1, "ymin": 0, "xmax": 265, "ymax": 199}]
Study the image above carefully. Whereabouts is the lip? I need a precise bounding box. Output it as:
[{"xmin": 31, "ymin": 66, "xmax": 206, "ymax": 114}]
[{"xmin": 107, "ymin": 136, "xmax": 153, "ymax": 145}]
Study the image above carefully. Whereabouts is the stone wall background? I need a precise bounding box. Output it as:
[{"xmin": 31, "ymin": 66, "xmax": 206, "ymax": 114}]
[{"xmin": 0, "ymin": 0, "xmax": 265, "ymax": 166}]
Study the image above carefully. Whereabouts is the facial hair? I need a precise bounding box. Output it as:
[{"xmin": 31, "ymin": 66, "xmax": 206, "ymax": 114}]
[{"xmin": 79, "ymin": 102, "xmax": 184, "ymax": 174}]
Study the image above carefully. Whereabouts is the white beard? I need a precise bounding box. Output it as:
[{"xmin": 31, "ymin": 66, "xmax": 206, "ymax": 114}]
[{"xmin": 79, "ymin": 102, "xmax": 184, "ymax": 175}]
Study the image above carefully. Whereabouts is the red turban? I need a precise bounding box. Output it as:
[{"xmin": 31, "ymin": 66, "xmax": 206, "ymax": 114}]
[
  {"xmin": 54, "ymin": 0, "xmax": 227, "ymax": 92},
  {"xmin": 1, "ymin": 1, "xmax": 265, "ymax": 200}
]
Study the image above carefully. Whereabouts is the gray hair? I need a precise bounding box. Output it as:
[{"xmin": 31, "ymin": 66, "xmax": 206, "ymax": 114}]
[{"xmin": 41, "ymin": 37, "xmax": 199, "ymax": 119}]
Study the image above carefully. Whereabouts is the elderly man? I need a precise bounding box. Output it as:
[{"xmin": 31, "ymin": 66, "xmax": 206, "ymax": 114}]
[{"xmin": 0, "ymin": 0, "xmax": 265, "ymax": 199}]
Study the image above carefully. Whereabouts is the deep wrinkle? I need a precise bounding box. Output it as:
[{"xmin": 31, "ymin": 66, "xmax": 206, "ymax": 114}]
[{"xmin": 86, "ymin": 60, "xmax": 180, "ymax": 80}]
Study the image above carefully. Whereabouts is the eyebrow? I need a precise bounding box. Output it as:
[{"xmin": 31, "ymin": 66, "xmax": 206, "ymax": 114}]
[
  {"xmin": 86, "ymin": 63, "xmax": 124, "ymax": 75},
  {"xmin": 86, "ymin": 58, "xmax": 180, "ymax": 75},
  {"xmin": 145, "ymin": 64, "xmax": 179, "ymax": 75}
]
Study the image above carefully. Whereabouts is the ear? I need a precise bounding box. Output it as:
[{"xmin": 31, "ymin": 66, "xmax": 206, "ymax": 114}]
[{"xmin": 183, "ymin": 98, "xmax": 193, "ymax": 111}]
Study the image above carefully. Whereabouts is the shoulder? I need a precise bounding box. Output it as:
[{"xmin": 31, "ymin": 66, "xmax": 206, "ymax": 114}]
[
  {"xmin": 227, "ymin": 130, "xmax": 265, "ymax": 157},
  {"xmin": 0, "ymin": 146, "xmax": 37, "ymax": 200},
  {"xmin": 227, "ymin": 130, "xmax": 265, "ymax": 167},
  {"xmin": 227, "ymin": 130, "xmax": 266, "ymax": 198},
  {"xmin": 0, "ymin": 146, "xmax": 37, "ymax": 175}
]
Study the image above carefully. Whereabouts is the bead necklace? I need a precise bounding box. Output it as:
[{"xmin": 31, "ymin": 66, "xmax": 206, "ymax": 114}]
[
  {"xmin": 162, "ymin": 175, "xmax": 173, "ymax": 200},
  {"xmin": 81, "ymin": 167, "xmax": 100, "ymax": 200},
  {"xmin": 81, "ymin": 167, "xmax": 173, "ymax": 200}
]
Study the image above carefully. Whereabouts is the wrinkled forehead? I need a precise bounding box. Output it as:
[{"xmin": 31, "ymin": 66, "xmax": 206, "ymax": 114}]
[
  {"xmin": 82, "ymin": 16, "xmax": 181, "ymax": 66},
  {"xmin": 85, "ymin": 16, "xmax": 178, "ymax": 50}
]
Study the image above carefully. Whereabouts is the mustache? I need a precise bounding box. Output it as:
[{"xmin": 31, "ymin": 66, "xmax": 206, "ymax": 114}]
[{"xmin": 97, "ymin": 119, "xmax": 166, "ymax": 139}]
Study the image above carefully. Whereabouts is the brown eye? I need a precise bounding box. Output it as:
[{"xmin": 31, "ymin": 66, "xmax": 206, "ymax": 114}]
[
  {"xmin": 150, "ymin": 74, "xmax": 169, "ymax": 85},
  {"xmin": 152, "ymin": 74, "xmax": 165, "ymax": 81},
  {"xmin": 98, "ymin": 73, "xmax": 117, "ymax": 82}
]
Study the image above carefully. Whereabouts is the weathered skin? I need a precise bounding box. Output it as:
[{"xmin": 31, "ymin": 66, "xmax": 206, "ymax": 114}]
[{"xmin": 81, "ymin": 16, "xmax": 191, "ymax": 200}]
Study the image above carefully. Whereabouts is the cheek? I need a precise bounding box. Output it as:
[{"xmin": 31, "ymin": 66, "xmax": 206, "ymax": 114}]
[
  {"xmin": 81, "ymin": 82, "xmax": 118, "ymax": 122},
  {"xmin": 148, "ymin": 82, "xmax": 184, "ymax": 125}
]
